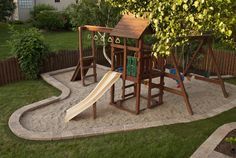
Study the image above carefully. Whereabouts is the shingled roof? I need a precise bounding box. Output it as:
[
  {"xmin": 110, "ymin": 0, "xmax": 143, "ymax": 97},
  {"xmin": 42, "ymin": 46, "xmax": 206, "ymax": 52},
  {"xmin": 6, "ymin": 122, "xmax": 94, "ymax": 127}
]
[{"xmin": 110, "ymin": 14, "xmax": 151, "ymax": 39}]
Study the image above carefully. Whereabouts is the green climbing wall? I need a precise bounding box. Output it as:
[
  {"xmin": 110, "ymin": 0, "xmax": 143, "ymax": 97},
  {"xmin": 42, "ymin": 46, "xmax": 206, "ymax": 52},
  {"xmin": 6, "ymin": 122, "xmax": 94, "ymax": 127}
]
[{"xmin": 127, "ymin": 56, "xmax": 137, "ymax": 77}]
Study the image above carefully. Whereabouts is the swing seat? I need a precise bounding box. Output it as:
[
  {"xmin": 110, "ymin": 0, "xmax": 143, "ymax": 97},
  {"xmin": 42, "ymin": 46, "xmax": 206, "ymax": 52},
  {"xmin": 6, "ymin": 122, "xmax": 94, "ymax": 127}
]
[
  {"xmin": 116, "ymin": 66, "xmax": 123, "ymax": 73},
  {"xmin": 169, "ymin": 68, "xmax": 185, "ymax": 86}
]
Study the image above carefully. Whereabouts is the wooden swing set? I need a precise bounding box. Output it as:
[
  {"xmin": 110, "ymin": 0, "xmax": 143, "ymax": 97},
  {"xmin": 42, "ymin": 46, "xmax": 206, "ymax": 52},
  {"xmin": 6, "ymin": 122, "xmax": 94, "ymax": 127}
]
[{"xmin": 71, "ymin": 14, "xmax": 228, "ymax": 117}]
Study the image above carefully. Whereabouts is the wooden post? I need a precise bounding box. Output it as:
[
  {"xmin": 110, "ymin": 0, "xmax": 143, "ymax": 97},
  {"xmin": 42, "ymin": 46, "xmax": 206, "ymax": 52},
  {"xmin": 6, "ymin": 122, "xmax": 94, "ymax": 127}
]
[
  {"xmin": 207, "ymin": 38, "xmax": 228, "ymax": 98},
  {"xmin": 78, "ymin": 27, "xmax": 85, "ymax": 86},
  {"xmin": 135, "ymin": 39, "xmax": 143, "ymax": 114},
  {"xmin": 122, "ymin": 38, "xmax": 127, "ymax": 100},
  {"xmin": 159, "ymin": 57, "xmax": 165, "ymax": 105},
  {"xmin": 93, "ymin": 103, "xmax": 97, "ymax": 119},
  {"xmin": 171, "ymin": 53, "xmax": 193, "ymax": 115},
  {"xmin": 134, "ymin": 40, "xmax": 139, "ymax": 97},
  {"xmin": 147, "ymin": 54, "xmax": 153, "ymax": 108},
  {"xmin": 110, "ymin": 37, "xmax": 115, "ymax": 105},
  {"xmin": 91, "ymin": 31, "xmax": 97, "ymax": 83}
]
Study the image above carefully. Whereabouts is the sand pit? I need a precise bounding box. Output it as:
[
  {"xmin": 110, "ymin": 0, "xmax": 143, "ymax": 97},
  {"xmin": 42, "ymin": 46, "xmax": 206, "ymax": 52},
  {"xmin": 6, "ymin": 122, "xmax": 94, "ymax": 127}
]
[{"xmin": 9, "ymin": 67, "xmax": 236, "ymax": 140}]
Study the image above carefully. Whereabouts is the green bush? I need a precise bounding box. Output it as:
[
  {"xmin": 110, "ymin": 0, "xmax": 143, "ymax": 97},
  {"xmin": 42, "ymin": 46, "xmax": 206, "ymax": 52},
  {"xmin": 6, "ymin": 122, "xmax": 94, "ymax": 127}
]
[
  {"xmin": 30, "ymin": 4, "xmax": 55, "ymax": 19},
  {"xmin": 31, "ymin": 4, "xmax": 67, "ymax": 31},
  {"xmin": 8, "ymin": 27, "xmax": 49, "ymax": 79},
  {"xmin": 34, "ymin": 10, "xmax": 65, "ymax": 31}
]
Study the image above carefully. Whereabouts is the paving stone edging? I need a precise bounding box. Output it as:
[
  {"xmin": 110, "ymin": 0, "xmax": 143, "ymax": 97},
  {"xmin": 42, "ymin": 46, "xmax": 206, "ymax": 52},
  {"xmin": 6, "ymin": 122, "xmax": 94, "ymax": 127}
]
[
  {"xmin": 191, "ymin": 122, "xmax": 236, "ymax": 158},
  {"xmin": 8, "ymin": 67, "xmax": 72, "ymax": 140},
  {"xmin": 8, "ymin": 66, "xmax": 236, "ymax": 141}
]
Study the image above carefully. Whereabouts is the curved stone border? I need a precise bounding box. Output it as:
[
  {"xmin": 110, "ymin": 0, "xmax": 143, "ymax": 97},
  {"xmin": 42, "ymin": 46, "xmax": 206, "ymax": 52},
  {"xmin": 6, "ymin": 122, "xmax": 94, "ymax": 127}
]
[
  {"xmin": 8, "ymin": 66, "xmax": 236, "ymax": 141},
  {"xmin": 191, "ymin": 122, "xmax": 236, "ymax": 158},
  {"xmin": 8, "ymin": 67, "xmax": 72, "ymax": 140}
]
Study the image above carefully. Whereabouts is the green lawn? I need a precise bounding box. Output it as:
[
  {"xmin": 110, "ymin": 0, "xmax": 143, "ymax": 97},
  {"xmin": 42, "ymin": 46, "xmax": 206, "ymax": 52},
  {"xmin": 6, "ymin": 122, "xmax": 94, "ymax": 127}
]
[
  {"xmin": 0, "ymin": 23, "xmax": 14, "ymax": 59},
  {"xmin": 0, "ymin": 78, "xmax": 235, "ymax": 158},
  {"xmin": 0, "ymin": 23, "xmax": 91, "ymax": 60}
]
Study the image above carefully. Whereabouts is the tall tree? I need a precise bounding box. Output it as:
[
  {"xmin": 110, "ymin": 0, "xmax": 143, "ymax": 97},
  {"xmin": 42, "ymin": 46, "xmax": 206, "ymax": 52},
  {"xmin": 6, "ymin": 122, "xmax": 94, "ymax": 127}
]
[
  {"xmin": 0, "ymin": 0, "xmax": 16, "ymax": 21},
  {"xmin": 107, "ymin": 0, "xmax": 236, "ymax": 56}
]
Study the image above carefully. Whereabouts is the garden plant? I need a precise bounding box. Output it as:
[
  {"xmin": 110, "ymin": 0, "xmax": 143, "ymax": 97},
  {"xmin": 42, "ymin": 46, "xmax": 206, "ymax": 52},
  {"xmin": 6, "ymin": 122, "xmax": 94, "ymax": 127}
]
[{"xmin": 8, "ymin": 27, "xmax": 49, "ymax": 79}]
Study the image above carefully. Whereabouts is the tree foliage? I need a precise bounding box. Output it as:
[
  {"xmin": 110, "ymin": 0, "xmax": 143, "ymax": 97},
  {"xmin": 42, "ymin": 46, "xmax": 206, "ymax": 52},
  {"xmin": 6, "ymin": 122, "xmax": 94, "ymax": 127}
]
[
  {"xmin": 0, "ymin": 0, "xmax": 15, "ymax": 21},
  {"xmin": 107, "ymin": 0, "xmax": 236, "ymax": 56},
  {"xmin": 66, "ymin": 0, "xmax": 121, "ymax": 30}
]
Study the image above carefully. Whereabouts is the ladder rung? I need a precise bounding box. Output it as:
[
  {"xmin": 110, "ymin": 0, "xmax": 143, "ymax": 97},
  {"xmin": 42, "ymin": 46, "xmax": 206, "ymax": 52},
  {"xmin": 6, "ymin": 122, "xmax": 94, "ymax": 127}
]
[
  {"xmin": 150, "ymin": 83, "xmax": 162, "ymax": 89},
  {"xmin": 114, "ymin": 51, "xmax": 123, "ymax": 54},
  {"xmin": 125, "ymin": 84, "xmax": 135, "ymax": 89},
  {"xmin": 82, "ymin": 56, "xmax": 94, "ymax": 60},
  {"xmin": 124, "ymin": 92, "xmax": 135, "ymax": 98},
  {"xmin": 151, "ymin": 93, "xmax": 162, "ymax": 98},
  {"xmin": 82, "ymin": 65, "xmax": 94, "ymax": 69},
  {"xmin": 84, "ymin": 74, "xmax": 96, "ymax": 79}
]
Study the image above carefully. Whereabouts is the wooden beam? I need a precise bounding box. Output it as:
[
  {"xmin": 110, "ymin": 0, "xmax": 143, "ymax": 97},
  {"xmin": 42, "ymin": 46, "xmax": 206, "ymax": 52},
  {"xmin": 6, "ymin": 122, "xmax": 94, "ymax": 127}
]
[
  {"xmin": 183, "ymin": 40, "xmax": 204, "ymax": 76},
  {"xmin": 78, "ymin": 27, "xmax": 85, "ymax": 86},
  {"xmin": 80, "ymin": 25, "xmax": 113, "ymax": 33},
  {"xmin": 194, "ymin": 75, "xmax": 221, "ymax": 84},
  {"xmin": 152, "ymin": 83, "xmax": 183, "ymax": 96},
  {"xmin": 91, "ymin": 31, "xmax": 97, "ymax": 83},
  {"xmin": 207, "ymin": 38, "xmax": 228, "ymax": 98},
  {"xmin": 93, "ymin": 103, "xmax": 96, "ymax": 119},
  {"xmin": 110, "ymin": 37, "xmax": 115, "ymax": 105},
  {"xmin": 122, "ymin": 38, "xmax": 127, "ymax": 100},
  {"xmin": 111, "ymin": 43, "xmax": 140, "ymax": 52},
  {"xmin": 171, "ymin": 53, "xmax": 193, "ymax": 115},
  {"xmin": 135, "ymin": 39, "xmax": 143, "ymax": 114}
]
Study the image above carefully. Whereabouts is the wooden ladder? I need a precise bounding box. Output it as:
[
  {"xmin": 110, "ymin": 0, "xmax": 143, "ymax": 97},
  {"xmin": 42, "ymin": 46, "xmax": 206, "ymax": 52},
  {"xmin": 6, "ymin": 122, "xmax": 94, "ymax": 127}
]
[
  {"xmin": 71, "ymin": 28, "xmax": 97, "ymax": 86},
  {"xmin": 147, "ymin": 56, "xmax": 165, "ymax": 108},
  {"xmin": 80, "ymin": 30, "xmax": 97, "ymax": 86}
]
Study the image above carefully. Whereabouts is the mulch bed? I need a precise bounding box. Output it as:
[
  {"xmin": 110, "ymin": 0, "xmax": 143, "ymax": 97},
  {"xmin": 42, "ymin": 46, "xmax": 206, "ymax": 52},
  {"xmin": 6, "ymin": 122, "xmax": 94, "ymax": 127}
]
[{"xmin": 215, "ymin": 129, "xmax": 236, "ymax": 157}]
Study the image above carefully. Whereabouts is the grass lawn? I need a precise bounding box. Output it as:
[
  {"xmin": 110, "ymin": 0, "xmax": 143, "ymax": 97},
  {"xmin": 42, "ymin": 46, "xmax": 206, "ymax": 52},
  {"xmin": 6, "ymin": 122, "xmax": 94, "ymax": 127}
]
[
  {"xmin": 0, "ymin": 78, "xmax": 235, "ymax": 158},
  {"xmin": 0, "ymin": 23, "xmax": 90, "ymax": 60},
  {"xmin": 0, "ymin": 23, "xmax": 14, "ymax": 59}
]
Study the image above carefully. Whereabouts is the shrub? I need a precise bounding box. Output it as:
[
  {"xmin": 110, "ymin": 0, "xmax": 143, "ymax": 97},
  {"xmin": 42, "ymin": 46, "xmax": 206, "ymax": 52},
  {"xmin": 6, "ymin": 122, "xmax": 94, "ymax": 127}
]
[
  {"xmin": 8, "ymin": 27, "xmax": 49, "ymax": 79},
  {"xmin": 30, "ymin": 4, "xmax": 66, "ymax": 31},
  {"xmin": 34, "ymin": 10, "xmax": 65, "ymax": 31},
  {"xmin": 30, "ymin": 4, "xmax": 55, "ymax": 19}
]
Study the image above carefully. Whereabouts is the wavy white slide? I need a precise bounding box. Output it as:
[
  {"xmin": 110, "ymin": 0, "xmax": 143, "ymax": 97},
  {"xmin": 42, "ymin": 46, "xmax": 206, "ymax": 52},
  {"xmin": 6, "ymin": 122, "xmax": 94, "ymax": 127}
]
[{"xmin": 65, "ymin": 71, "xmax": 121, "ymax": 122}]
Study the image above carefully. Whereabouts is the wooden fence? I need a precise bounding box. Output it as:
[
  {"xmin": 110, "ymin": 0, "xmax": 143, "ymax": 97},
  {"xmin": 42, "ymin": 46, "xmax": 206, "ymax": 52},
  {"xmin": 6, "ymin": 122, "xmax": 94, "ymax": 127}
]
[
  {"xmin": 0, "ymin": 48, "xmax": 109, "ymax": 86},
  {"xmin": 0, "ymin": 57, "xmax": 24, "ymax": 86},
  {"xmin": 0, "ymin": 48, "xmax": 235, "ymax": 86},
  {"xmin": 165, "ymin": 49, "xmax": 236, "ymax": 76},
  {"xmin": 202, "ymin": 49, "xmax": 236, "ymax": 75},
  {"xmin": 40, "ymin": 50, "xmax": 79, "ymax": 73}
]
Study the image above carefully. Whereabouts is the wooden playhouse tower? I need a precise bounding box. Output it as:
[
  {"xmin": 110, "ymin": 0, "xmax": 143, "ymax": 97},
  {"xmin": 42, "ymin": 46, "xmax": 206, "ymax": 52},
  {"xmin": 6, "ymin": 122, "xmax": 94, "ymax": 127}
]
[{"xmin": 109, "ymin": 15, "xmax": 166, "ymax": 114}]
